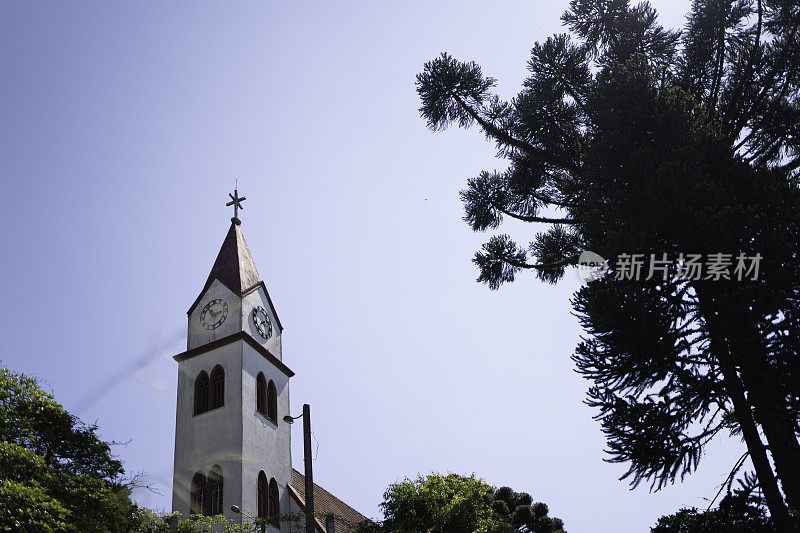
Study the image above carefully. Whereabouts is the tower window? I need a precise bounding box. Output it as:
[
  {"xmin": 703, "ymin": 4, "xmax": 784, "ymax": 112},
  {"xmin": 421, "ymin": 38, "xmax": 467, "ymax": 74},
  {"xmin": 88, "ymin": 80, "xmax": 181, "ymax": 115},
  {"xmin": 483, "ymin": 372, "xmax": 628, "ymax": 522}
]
[
  {"xmin": 256, "ymin": 373, "xmax": 267, "ymax": 415},
  {"xmin": 257, "ymin": 471, "xmax": 268, "ymax": 519},
  {"xmin": 194, "ymin": 372, "xmax": 209, "ymax": 415},
  {"xmin": 210, "ymin": 365, "xmax": 225, "ymax": 410},
  {"xmin": 208, "ymin": 465, "xmax": 224, "ymax": 515},
  {"xmin": 267, "ymin": 380, "xmax": 278, "ymax": 423},
  {"xmin": 269, "ymin": 477, "xmax": 280, "ymax": 522},
  {"xmin": 190, "ymin": 472, "xmax": 207, "ymax": 516}
]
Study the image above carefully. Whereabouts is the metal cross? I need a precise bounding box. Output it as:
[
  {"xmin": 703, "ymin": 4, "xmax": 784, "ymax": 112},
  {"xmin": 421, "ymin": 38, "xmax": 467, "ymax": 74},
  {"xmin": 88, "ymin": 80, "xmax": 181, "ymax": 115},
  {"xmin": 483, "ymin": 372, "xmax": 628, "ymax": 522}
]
[{"xmin": 226, "ymin": 188, "xmax": 246, "ymax": 223}]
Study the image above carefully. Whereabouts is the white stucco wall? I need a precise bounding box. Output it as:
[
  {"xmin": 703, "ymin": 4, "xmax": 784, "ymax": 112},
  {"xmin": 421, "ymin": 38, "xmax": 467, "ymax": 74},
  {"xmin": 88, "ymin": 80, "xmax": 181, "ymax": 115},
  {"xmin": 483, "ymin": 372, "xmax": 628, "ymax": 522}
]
[
  {"xmin": 174, "ymin": 283, "xmax": 293, "ymax": 531},
  {"xmin": 240, "ymin": 342, "xmax": 293, "ymax": 531},
  {"xmin": 176, "ymin": 279, "xmax": 292, "ymax": 530},
  {"xmin": 172, "ymin": 341, "xmax": 245, "ymax": 524}
]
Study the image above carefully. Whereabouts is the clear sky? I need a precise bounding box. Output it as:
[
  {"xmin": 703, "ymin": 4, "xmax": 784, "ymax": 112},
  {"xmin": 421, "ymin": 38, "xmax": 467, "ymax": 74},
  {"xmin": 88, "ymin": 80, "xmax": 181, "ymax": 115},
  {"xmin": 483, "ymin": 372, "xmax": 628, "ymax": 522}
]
[{"xmin": 0, "ymin": 2, "xmax": 747, "ymax": 532}]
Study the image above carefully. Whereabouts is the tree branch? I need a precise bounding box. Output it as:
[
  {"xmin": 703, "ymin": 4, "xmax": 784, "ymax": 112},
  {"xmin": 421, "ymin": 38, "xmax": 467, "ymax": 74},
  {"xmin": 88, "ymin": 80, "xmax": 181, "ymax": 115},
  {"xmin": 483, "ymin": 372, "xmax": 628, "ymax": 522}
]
[
  {"xmin": 708, "ymin": 12, "xmax": 728, "ymax": 120},
  {"xmin": 505, "ymin": 253, "xmax": 579, "ymax": 271},
  {"xmin": 723, "ymin": 0, "xmax": 762, "ymax": 137},
  {"xmin": 775, "ymin": 156, "xmax": 800, "ymax": 173},
  {"xmin": 451, "ymin": 92, "xmax": 581, "ymax": 173},
  {"xmin": 706, "ymin": 451, "xmax": 749, "ymax": 511},
  {"xmin": 496, "ymin": 205, "xmax": 578, "ymax": 224},
  {"xmin": 731, "ymin": 19, "xmax": 800, "ymax": 152}
]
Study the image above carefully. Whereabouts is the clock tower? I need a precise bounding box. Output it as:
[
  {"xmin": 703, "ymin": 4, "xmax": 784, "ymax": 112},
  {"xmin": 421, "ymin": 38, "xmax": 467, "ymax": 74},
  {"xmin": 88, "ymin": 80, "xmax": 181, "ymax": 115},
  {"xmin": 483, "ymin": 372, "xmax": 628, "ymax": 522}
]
[{"xmin": 171, "ymin": 191, "xmax": 293, "ymax": 528}]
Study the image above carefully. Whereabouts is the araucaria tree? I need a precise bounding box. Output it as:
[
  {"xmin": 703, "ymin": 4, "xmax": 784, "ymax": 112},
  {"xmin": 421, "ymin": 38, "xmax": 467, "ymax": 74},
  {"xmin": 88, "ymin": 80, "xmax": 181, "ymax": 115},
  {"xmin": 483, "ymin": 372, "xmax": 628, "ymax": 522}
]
[{"xmin": 416, "ymin": 0, "xmax": 800, "ymax": 530}]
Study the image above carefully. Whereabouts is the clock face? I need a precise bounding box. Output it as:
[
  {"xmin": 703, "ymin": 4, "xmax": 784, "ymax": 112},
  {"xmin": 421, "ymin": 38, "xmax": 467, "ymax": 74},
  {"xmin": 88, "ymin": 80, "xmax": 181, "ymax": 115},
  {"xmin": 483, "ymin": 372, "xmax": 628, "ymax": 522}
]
[
  {"xmin": 200, "ymin": 298, "xmax": 228, "ymax": 330},
  {"xmin": 252, "ymin": 306, "xmax": 272, "ymax": 340}
]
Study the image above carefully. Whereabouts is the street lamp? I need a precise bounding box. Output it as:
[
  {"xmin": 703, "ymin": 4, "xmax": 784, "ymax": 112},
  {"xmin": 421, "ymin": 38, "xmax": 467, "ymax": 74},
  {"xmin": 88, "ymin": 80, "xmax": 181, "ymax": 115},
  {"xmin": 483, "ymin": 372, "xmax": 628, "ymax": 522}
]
[
  {"xmin": 231, "ymin": 505, "xmax": 266, "ymax": 533},
  {"xmin": 284, "ymin": 403, "xmax": 315, "ymax": 533}
]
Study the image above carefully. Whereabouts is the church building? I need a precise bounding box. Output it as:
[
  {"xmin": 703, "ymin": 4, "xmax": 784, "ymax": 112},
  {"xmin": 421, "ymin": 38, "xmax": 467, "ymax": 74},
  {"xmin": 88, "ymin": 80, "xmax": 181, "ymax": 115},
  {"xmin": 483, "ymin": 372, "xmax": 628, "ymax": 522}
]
[{"xmin": 171, "ymin": 191, "xmax": 366, "ymax": 532}]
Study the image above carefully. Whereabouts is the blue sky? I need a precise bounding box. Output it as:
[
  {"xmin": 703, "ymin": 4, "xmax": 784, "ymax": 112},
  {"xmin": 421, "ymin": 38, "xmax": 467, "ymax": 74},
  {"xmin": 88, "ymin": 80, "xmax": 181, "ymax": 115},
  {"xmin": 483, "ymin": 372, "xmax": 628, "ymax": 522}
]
[{"xmin": 0, "ymin": 2, "xmax": 746, "ymax": 531}]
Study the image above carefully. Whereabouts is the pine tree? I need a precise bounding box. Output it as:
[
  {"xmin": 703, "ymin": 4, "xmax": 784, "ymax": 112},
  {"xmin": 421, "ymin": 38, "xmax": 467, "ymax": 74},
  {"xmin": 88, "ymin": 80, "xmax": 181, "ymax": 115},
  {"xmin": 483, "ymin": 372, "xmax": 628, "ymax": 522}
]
[{"xmin": 416, "ymin": 1, "xmax": 800, "ymax": 530}]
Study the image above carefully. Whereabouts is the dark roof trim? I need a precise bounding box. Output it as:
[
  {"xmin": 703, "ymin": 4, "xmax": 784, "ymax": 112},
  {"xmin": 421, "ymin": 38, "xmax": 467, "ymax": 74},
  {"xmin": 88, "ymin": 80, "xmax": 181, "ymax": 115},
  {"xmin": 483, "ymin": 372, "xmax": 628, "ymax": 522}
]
[
  {"xmin": 173, "ymin": 331, "xmax": 294, "ymax": 377},
  {"xmin": 187, "ymin": 275, "xmax": 239, "ymax": 317},
  {"xmin": 187, "ymin": 279, "xmax": 284, "ymax": 332},
  {"xmin": 287, "ymin": 484, "xmax": 326, "ymax": 533}
]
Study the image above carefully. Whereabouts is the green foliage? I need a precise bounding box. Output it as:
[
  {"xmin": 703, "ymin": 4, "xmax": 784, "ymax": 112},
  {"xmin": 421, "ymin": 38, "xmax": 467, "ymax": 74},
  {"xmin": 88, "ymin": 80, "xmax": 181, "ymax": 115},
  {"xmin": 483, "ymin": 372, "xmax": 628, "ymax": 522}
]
[
  {"xmin": 125, "ymin": 510, "xmax": 275, "ymax": 533},
  {"xmin": 652, "ymin": 473, "xmax": 800, "ymax": 532},
  {"xmin": 0, "ymin": 478, "xmax": 70, "ymax": 533},
  {"xmin": 381, "ymin": 473, "xmax": 500, "ymax": 533},
  {"xmin": 651, "ymin": 493, "xmax": 774, "ymax": 533},
  {"xmin": 652, "ymin": 507, "xmax": 771, "ymax": 533},
  {"xmin": 487, "ymin": 485, "xmax": 565, "ymax": 533},
  {"xmin": 0, "ymin": 368, "xmax": 123, "ymax": 481},
  {"xmin": 131, "ymin": 511, "xmax": 266, "ymax": 533},
  {"xmin": 0, "ymin": 366, "xmax": 146, "ymax": 532},
  {"xmin": 358, "ymin": 472, "xmax": 565, "ymax": 533}
]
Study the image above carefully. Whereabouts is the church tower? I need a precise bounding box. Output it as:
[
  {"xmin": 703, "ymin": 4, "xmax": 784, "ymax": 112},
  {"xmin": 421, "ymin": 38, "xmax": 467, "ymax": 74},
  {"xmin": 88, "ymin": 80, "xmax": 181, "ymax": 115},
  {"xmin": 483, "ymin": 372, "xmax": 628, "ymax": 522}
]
[{"xmin": 172, "ymin": 191, "xmax": 293, "ymax": 528}]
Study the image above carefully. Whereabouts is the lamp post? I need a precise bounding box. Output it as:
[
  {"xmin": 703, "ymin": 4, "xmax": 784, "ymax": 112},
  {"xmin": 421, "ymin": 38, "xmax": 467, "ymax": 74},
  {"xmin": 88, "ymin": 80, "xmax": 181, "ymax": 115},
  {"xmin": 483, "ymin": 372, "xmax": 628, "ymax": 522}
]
[
  {"xmin": 284, "ymin": 404, "xmax": 315, "ymax": 533},
  {"xmin": 231, "ymin": 505, "xmax": 265, "ymax": 533}
]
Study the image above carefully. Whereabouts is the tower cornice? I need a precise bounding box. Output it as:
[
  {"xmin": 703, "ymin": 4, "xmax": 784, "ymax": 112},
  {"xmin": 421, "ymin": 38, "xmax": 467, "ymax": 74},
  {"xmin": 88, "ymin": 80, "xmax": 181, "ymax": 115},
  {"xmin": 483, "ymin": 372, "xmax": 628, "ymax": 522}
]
[{"xmin": 172, "ymin": 330, "xmax": 294, "ymax": 378}]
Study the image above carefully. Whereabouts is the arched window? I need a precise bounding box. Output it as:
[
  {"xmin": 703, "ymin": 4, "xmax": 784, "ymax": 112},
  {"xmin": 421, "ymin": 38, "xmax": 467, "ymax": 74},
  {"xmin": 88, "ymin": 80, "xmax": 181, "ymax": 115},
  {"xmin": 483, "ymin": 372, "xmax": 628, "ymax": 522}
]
[
  {"xmin": 256, "ymin": 373, "xmax": 267, "ymax": 415},
  {"xmin": 267, "ymin": 380, "xmax": 277, "ymax": 422},
  {"xmin": 268, "ymin": 477, "xmax": 280, "ymax": 521},
  {"xmin": 208, "ymin": 465, "xmax": 223, "ymax": 515},
  {"xmin": 210, "ymin": 365, "xmax": 225, "ymax": 409},
  {"xmin": 194, "ymin": 372, "xmax": 209, "ymax": 415},
  {"xmin": 190, "ymin": 472, "xmax": 207, "ymax": 516},
  {"xmin": 257, "ymin": 471, "xmax": 269, "ymax": 519}
]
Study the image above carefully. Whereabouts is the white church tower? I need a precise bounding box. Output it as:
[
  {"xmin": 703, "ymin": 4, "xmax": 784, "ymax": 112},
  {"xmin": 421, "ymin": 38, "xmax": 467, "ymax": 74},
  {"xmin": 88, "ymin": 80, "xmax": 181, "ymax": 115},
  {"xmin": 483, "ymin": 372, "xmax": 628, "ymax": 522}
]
[{"xmin": 172, "ymin": 190, "xmax": 294, "ymax": 528}]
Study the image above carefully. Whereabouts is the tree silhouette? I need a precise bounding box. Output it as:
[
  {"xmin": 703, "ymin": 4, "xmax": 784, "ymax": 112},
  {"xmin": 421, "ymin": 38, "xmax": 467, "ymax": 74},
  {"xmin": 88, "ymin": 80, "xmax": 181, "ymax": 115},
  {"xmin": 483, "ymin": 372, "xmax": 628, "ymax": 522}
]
[{"xmin": 417, "ymin": 1, "xmax": 800, "ymax": 529}]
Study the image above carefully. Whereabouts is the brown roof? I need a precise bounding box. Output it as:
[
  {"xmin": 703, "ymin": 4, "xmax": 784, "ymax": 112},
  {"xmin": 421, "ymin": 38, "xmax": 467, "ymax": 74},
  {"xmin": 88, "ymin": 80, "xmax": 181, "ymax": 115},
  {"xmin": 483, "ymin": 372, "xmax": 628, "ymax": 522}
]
[
  {"xmin": 289, "ymin": 468, "xmax": 369, "ymax": 533},
  {"xmin": 207, "ymin": 222, "xmax": 261, "ymax": 294}
]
